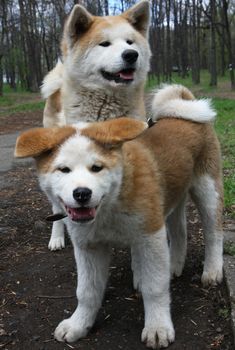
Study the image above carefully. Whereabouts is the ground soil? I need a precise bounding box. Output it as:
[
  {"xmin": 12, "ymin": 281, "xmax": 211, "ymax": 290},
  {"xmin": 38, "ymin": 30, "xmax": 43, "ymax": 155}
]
[{"xmin": 0, "ymin": 110, "xmax": 234, "ymax": 350}]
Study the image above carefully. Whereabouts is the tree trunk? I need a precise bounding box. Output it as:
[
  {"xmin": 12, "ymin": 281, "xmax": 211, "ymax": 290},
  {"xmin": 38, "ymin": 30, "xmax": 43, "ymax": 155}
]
[
  {"xmin": 209, "ymin": 0, "xmax": 217, "ymax": 86},
  {"xmin": 191, "ymin": 0, "xmax": 200, "ymax": 84},
  {"xmin": 222, "ymin": 0, "xmax": 235, "ymax": 90}
]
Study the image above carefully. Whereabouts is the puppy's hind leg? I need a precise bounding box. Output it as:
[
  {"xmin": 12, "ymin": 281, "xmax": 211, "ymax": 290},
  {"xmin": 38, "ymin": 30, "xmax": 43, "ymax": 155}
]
[
  {"xmin": 131, "ymin": 244, "xmax": 142, "ymax": 290},
  {"xmin": 48, "ymin": 204, "xmax": 65, "ymax": 251},
  {"xmin": 167, "ymin": 195, "xmax": 187, "ymax": 278},
  {"xmin": 191, "ymin": 174, "xmax": 224, "ymax": 286}
]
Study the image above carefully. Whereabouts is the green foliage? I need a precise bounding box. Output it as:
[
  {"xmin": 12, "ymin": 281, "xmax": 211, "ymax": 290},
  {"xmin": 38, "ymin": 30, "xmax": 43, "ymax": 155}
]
[
  {"xmin": 224, "ymin": 241, "xmax": 235, "ymax": 257},
  {"xmin": 218, "ymin": 307, "xmax": 230, "ymax": 319},
  {"xmin": 0, "ymin": 87, "xmax": 44, "ymax": 115},
  {"xmin": 213, "ymin": 98, "xmax": 235, "ymax": 216},
  {"xmin": 146, "ymin": 70, "xmax": 231, "ymax": 91}
]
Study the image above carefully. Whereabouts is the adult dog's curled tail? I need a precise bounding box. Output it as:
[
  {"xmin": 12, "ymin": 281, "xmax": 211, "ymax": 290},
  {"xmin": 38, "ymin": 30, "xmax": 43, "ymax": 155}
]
[{"xmin": 151, "ymin": 84, "xmax": 216, "ymax": 123}]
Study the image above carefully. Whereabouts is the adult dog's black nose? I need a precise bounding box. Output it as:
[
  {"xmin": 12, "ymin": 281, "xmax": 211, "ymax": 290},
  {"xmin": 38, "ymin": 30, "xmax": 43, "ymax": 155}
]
[
  {"xmin": 73, "ymin": 187, "xmax": 92, "ymax": 204},
  {"xmin": 122, "ymin": 49, "xmax": 139, "ymax": 64}
]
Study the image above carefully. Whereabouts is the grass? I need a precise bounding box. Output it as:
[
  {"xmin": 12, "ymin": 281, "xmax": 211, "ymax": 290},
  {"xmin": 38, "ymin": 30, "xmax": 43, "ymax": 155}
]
[
  {"xmin": 146, "ymin": 70, "xmax": 232, "ymax": 93},
  {"xmin": 0, "ymin": 85, "xmax": 44, "ymax": 115},
  {"xmin": 224, "ymin": 241, "xmax": 235, "ymax": 256},
  {"xmin": 213, "ymin": 99, "xmax": 235, "ymax": 216},
  {"xmin": 218, "ymin": 307, "xmax": 230, "ymax": 319}
]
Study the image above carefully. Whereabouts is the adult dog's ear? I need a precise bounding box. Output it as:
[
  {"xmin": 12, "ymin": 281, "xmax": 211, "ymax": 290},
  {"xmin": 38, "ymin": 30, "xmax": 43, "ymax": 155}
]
[
  {"xmin": 15, "ymin": 126, "xmax": 76, "ymax": 158},
  {"xmin": 63, "ymin": 5, "xmax": 94, "ymax": 48},
  {"xmin": 81, "ymin": 117, "xmax": 148, "ymax": 147},
  {"xmin": 122, "ymin": 0, "xmax": 150, "ymax": 38}
]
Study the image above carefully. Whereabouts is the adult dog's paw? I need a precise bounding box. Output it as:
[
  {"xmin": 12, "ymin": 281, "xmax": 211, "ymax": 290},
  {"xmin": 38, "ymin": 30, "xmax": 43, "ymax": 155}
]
[
  {"xmin": 141, "ymin": 323, "xmax": 175, "ymax": 349},
  {"xmin": 201, "ymin": 268, "xmax": 223, "ymax": 287},
  {"xmin": 48, "ymin": 236, "xmax": 65, "ymax": 251},
  {"xmin": 54, "ymin": 318, "xmax": 88, "ymax": 343}
]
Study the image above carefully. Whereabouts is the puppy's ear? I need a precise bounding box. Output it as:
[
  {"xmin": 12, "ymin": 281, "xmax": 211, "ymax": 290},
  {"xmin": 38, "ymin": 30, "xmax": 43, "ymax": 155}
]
[
  {"xmin": 63, "ymin": 5, "xmax": 93, "ymax": 48},
  {"xmin": 81, "ymin": 117, "xmax": 148, "ymax": 147},
  {"xmin": 122, "ymin": 0, "xmax": 150, "ymax": 38},
  {"xmin": 15, "ymin": 126, "xmax": 76, "ymax": 158}
]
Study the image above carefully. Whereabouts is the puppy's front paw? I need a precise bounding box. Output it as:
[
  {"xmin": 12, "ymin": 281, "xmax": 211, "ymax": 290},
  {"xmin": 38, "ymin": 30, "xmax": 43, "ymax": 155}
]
[
  {"xmin": 54, "ymin": 318, "xmax": 88, "ymax": 343},
  {"xmin": 48, "ymin": 236, "xmax": 65, "ymax": 251},
  {"xmin": 141, "ymin": 323, "xmax": 175, "ymax": 349}
]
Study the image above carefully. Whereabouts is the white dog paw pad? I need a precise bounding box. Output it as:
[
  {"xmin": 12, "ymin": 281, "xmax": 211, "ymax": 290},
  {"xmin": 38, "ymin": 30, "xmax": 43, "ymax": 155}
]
[
  {"xmin": 48, "ymin": 237, "xmax": 65, "ymax": 251},
  {"xmin": 141, "ymin": 326, "xmax": 175, "ymax": 349}
]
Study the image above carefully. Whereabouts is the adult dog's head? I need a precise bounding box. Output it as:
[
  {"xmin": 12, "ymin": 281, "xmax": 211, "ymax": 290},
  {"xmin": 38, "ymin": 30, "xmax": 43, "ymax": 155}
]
[
  {"xmin": 15, "ymin": 118, "xmax": 147, "ymax": 224},
  {"xmin": 61, "ymin": 1, "xmax": 151, "ymax": 90}
]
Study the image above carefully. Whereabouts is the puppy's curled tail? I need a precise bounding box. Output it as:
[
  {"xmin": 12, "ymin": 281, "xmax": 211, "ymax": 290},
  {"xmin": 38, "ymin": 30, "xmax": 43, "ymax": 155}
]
[{"xmin": 151, "ymin": 84, "xmax": 216, "ymax": 123}]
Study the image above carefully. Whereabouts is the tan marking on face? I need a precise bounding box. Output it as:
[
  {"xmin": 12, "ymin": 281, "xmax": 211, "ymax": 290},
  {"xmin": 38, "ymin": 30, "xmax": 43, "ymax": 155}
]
[
  {"xmin": 36, "ymin": 148, "xmax": 59, "ymax": 174},
  {"xmin": 77, "ymin": 15, "xmax": 132, "ymax": 50}
]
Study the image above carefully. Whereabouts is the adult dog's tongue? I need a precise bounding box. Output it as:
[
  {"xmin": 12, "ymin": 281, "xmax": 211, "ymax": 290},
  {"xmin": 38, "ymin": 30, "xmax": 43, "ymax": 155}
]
[
  {"xmin": 66, "ymin": 207, "xmax": 96, "ymax": 222},
  {"xmin": 118, "ymin": 69, "xmax": 134, "ymax": 80}
]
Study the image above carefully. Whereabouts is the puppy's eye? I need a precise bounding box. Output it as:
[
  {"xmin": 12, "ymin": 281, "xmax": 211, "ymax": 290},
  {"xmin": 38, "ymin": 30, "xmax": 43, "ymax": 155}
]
[
  {"xmin": 91, "ymin": 164, "xmax": 103, "ymax": 173},
  {"xmin": 99, "ymin": 41, "xmax": 111, "ymax": 47},
  {"xmin": 126, "ymin": 40, "xmax": 133, "ymax": 45},
  {"xmin": 58, "ymin": 167, "xmax": 71, "ymax": 173}
]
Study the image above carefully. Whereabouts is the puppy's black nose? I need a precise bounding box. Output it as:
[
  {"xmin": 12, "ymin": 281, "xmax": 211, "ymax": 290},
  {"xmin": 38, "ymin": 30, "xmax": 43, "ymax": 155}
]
[
  {"xmin": 122, "ymin": 49, "xmax": 139, "ymax": 64},
  {"xmin": 73, "ymin": 187, "xmax": 92, "ymax": 204}
]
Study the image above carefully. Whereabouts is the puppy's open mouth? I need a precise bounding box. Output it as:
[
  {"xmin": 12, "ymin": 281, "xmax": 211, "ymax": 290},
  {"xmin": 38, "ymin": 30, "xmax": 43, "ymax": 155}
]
[
  {"xmin": 65, "ymin": 205, "xmax": 97, "ymax": 222},
  {"xmin": 101, "ymin": 68, "xmax": 135, "ymax": 84}
]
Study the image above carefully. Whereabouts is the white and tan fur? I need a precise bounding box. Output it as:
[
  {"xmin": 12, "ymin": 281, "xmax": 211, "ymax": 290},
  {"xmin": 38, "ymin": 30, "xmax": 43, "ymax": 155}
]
[
  {"xmin": 41, "ymin": 0, "xmax": 151, "ymax": 127},
  {"xmin": 15, "ymin": 90, "xmax": 223, "ymax": 348},
  {"xmin": 41, "ymin": 0, "xmax": 151, "ymax": 250}
]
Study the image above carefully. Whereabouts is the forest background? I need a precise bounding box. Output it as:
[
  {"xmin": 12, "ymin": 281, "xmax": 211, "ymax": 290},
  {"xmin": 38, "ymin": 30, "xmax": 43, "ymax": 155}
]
[{"xmin": 0, "ymin": 0, "xmax": 235, "ymax": 93}]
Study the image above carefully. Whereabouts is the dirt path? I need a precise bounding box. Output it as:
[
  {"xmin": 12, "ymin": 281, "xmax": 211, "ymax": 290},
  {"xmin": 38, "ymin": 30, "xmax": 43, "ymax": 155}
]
[{"xmin": 0, "ymin": 110, "xmax": 233, "ymax": 350}]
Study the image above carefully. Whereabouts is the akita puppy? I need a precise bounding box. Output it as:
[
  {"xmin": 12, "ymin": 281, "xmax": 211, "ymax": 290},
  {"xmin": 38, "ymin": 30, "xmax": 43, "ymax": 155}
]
[
  {"xmin": 15, "ymin": 88, "xmax": 223, "ymax": 349},
  {"xmin": 41, "ymin": 0, "xmax": 151, "ymax": 250}
]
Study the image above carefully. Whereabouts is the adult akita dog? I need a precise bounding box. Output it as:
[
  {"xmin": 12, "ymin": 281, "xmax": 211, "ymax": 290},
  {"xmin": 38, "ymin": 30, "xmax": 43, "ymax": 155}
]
[
  {"xmin": 41, "ymin": 0, "xmax": 151, "ymax": 250},
  {"xmin": 15, "ymin": 86, "xmax": 223, "ymax": 349},
  {"xmin": 41, "ymin": 0, "xmax": 151, "ymax": 128}
]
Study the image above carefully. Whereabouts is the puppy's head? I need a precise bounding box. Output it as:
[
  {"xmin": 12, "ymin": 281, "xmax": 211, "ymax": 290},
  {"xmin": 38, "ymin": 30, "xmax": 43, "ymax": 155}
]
[
  {"xmin": 61, "ymin": 1, "xmax": 151, "ymax": 90},
  {"xmin": 15, "ymin": 118, "xmax": 147, "ymax": 224}
]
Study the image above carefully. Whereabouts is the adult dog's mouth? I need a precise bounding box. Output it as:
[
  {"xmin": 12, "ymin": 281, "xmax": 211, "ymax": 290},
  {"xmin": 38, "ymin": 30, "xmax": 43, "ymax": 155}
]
[
  {"xmin": 101, "ymin": 68, "xmax": 135, "ymax": 84},
  {"xmin": 65, "ymin": 205, "xmax": 97, "ymax": 223}
]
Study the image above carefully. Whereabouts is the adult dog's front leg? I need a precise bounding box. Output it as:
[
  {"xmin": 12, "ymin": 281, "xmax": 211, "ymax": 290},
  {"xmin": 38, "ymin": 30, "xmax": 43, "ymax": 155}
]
[
  {"xmin": 48, "ymin": 204, "xmax": 65, "ymax": 251},
  {"xmin": 136, "ymin": 226, "xmax": 175, "ymax": 349},
  {"xmin": 54, "ymin": 244, "xmax": 111, "ymax": 343}
]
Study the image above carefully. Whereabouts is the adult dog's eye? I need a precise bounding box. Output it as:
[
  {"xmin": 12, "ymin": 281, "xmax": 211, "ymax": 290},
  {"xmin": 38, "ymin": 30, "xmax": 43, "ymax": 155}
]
[
  {"xmin": 126, "ymin": 40, "xmax": 133, "ymax": 45},
  {"xmin": 58, "ymin": 167, "xmax": 71, "ymax": 173},
  {"xmin": 91, "ymin": 164, "xmax": 103, "ymax": 173},
  {"xmin": 99, "ymin": 41, "xmax": 111, "ymax": 47}
]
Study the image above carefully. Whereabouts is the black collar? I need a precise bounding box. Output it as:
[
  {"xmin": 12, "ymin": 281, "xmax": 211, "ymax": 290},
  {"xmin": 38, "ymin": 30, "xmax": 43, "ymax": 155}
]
[{"xmin": 147, "ymin": 117, "xmax": 156, "ymax": 128}]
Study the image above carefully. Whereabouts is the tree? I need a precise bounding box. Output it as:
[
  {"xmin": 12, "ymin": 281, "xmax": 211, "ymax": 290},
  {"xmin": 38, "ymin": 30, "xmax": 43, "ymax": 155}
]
[{"xmin": 209, "ymin": 0, "xmax": 217, "ymax": 86}]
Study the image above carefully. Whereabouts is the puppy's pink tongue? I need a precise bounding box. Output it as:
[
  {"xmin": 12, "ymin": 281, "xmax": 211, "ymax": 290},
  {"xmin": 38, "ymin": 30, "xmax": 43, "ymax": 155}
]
[{"xmin": 67, "ymin": 207, "xmax": 96, "ymax": 221}]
